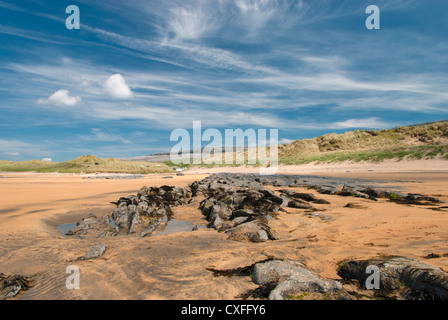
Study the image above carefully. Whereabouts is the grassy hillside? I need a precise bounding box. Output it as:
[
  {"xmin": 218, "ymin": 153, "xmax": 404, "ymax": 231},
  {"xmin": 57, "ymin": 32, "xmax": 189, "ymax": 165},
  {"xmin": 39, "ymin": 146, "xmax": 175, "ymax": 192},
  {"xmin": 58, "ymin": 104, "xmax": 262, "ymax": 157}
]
[
  {"xmin": 279, "ymin": 120, "xmax": 448, "ymax": 164},
  {"xmin": 0, "ymin": 155, "xmax": 172, "ymax": 174},
  {"xmin": 163, "ymin": 120, "xmax": 448, "ymax": 167},
  {"xmin": 2, "ymin": 121, "xmax": 447, "ymax": 172}
]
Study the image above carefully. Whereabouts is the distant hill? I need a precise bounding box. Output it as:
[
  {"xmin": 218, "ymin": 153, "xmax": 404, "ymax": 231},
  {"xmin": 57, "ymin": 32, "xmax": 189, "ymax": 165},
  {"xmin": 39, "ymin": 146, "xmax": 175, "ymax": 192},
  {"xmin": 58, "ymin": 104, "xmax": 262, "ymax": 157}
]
[
  {"xmin": 65, "ymin": 155, "xmax": 105, "ymax": 164},
  {"xmin": 0, "ymin": 155, "xmax": 172, "ymax": 174},
  {"xmin": 279, "ymin": 120, "xmax": 448, "ymax": 164},
  {"xmin": 120, "ymin": 120, "xmax": 448, "ymax": 167},
  {"xmin": 119, "ymin": 147, "xmax": 247, "ymax": 163},
  {"xmin": 2, "ymin": 121, "xmax": 447, "ymax": 172}
]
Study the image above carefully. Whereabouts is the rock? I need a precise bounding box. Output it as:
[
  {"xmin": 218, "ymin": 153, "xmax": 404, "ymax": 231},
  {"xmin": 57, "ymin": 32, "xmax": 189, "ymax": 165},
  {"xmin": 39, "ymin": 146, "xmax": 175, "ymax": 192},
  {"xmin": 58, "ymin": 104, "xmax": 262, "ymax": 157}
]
[
  {"xmin": 252, "ymin": 260, "xmax": 344, "ymax": 300},
  {"xmin": 77, "ymin": 244, "xmax": 107, "ymax": 261},
  {"xmin": 232, "ymin": 209, "xmax": 256, "ymax": 218},
  {"xmin": 406, "ymin": 194, "xmax": 445, "ymax": 203},
  {"xmin": 98, "ymin": 231, "xmax": 107, "ymax": 238},
  {"xmin": 338, "ymin": 256, "xmax": 448, "ymax": 299},
  {"xmin": 208, "ymin": 204, "xmax": 233, "ymax": 230},
  {"xmin": 286, "ymin": 200, "xmax": 315, "ymax": 210},
  {"xmin": 281, "ymin": 190, "xmax": 316, "ymax": 202},
  {"xmin": 199, "ymin": 198, "xmax": 217, "ymax": 216},
  {"xmin": 226, "ymin": 220, "xmax": 277, "ymax": 243},
  {"xmin": 106, "ymin": 185, "xmax": 190, "ymax": 235},
  {"xmin": 194, "ymin": 173, "xmax": 444, "ymax": 208},
  {"xmin": 313, "ymin": 198, "xmax": 331, "ymax": 204},
  {"xmin": 189, "ymin": 180, "xmax": 209, "ymax": 197},
  {"xmin": 304, "ymin": 212, "xmax": 333, "ymax": 221},
  {"xmin": 344, "ymin": 203, "xmax": 367, "ymax": 209},
  {"xmin": 139, "ymin": 217, "xmax": 166, "ymax": 237},
  {"xmin": 318, "ymin": 186, "xmax": 338, "ymax": 195},
  {"xmin": 197, "ymin": 187, "xmax": 279, "ymax": 240},
  {"xmin": 424, "ymin": 253, "xmax": 448, "ymax": 259},
  {"xmin": 111, "ymin": 206, "xmax": 141, "ymax": 234},
  {"xmin": 424, "ymin": 253, "xmax": 441, "ymax": 259},
  {"xmin": 136, "ymin": 202, "xmax": 149, "ymax": 214},
  {"xmin": 0, "ymin": 273, "xmax": 33, "ymax": 300},
  {"xmin": 219, "ymin": 216, "xmax": 249, "ymax": 231}
]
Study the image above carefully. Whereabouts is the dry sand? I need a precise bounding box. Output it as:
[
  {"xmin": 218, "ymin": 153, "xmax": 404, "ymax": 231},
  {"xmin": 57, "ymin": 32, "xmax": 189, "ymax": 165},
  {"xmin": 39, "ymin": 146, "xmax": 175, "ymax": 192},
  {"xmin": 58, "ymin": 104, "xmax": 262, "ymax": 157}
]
[{"xmin": 1, "ymin": 160, "xmax": 448, "ymax": 300}]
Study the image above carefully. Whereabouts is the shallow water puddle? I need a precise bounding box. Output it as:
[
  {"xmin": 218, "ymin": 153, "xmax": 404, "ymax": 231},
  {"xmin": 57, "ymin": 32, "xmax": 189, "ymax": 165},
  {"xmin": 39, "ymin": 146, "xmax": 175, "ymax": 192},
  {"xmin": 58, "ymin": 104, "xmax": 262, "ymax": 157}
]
[
  {"xmin": 153, "ymin": 219, "xmax": 206, "ymax": 236},
  {"xmin": 56, "ymin": 223, "xmax": 78, "ymax": 235},
  {"xmin": 57, "ymin": 218, "xmax": 204, "ymax": 236}
]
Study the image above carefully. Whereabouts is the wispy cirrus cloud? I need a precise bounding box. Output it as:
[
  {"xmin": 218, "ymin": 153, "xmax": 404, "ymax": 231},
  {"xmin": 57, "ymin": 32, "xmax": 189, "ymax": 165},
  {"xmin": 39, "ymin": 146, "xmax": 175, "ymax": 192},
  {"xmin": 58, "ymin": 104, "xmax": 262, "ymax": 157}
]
[
  {"xmin": 4, "ymin": 151, "xmax": 20, "ymax": 156},
  {"xmin": 80, "ymin": 128, "xmax": 131, "ymax": 144},
  {"xmin": 0, "ymin": 138, "xmax": 53, "ymax": 160},
  {"xmin": 330, "ymin": 117, "xmax": 395, "ymax": 129},
  {"xmin": 0, "ymin": 0, "xmax": 447, "ymax": 161}
]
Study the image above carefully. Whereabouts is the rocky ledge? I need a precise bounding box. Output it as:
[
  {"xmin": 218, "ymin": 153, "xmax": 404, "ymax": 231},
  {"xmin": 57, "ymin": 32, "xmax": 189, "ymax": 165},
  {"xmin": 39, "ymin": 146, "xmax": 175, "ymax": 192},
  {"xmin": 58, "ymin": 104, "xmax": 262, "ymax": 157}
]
[
  {"xmin": 208, "ymin": 255, "xmax": 448, "ymax": 300},
  {"xmin": 0, "ymin": 273, "xmax": 33, "ymax": 300},
  {"xmin": 338, "ymin": 255, "xmax": 448, "ymax": 300},
  {"xmin": 66, "ymin": 185, "xmax": 190, "ymax": 238},
  {"xmin": 193, "ymin": 173, "xmax": 445, "ymax": 205},
  {"xmin": 65, "ymin": 173, "xmax": 445, "ymax": 242}
]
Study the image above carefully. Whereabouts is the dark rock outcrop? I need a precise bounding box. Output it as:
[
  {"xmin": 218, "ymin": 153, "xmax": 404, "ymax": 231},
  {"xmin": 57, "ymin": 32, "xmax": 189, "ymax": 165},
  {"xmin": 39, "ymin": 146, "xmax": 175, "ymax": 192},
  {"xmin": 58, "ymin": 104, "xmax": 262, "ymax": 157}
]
[
  {"xmin": 0, "ymin": 273, "xmax": 33, "ymax": 300},
  {"xmin": 194, "ymin": 173, "xmax": 444, "ymax": 205},
  {"xmin": 194, "ymin": 175, "xmax": 280, "ymax": 242},
  {"xmin": 252, "ymin": 259, "xmax": 346, "ymax": 300},
  {"xmin": 66, "ymin": 185, "xmax": 190, "ymax": 238},
  {"xmin": 338, "ymin": 256, "xmax": 448, "ymax": 300},
  {"xmin": 208, "ymin": 259, "xmax": 349, "ymax": 300},
  {"xmin": 225, "ymin": 219, "xmax": 277, "ymax": 242},
  {"xmin": 64, "ymin": 173, "xmax": 443, "ymax": 243}
]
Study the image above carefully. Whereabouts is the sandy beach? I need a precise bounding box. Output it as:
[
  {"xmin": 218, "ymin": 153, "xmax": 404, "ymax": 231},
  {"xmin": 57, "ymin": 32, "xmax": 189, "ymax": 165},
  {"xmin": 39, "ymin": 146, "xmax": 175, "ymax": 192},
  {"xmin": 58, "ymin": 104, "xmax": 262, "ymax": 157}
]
[{"xmin": 1, "ymin": 160, "xmax": 448, "ymax": 300}]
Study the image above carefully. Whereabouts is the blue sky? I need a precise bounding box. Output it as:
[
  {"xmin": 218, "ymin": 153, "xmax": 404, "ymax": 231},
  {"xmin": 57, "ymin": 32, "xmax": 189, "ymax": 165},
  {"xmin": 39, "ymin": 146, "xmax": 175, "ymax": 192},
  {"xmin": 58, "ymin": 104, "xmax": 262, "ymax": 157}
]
[{"xmin": 0, "ymin": 0, "xmax": 447, "ymax": 161}]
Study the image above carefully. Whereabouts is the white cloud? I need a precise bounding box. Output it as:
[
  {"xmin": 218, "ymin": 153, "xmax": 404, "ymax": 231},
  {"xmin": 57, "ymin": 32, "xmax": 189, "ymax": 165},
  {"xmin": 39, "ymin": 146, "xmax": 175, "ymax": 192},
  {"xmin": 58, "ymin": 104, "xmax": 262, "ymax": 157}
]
[
  {"xmin": 41, "ymin": 158, "xmax": 53, "ymax": 162},
  {"xmin": 81, "ymin": 128, "xmax": 131, "ymax": 144},
  {"xmin": 279, "ymin": 138, "xmax": 294, "ymax": 145},
  {"xmin": 38, "ymin": 89, "xmax": 81, "ymax": 106},
  {"xmin": 168, "ymin": 7, "xmax": 214, "ymax": 40},
  {"xmin": 235, "ymin": 0, "xmax": 277, "ymax": 28},
  {"xmin": 0, "ymin": 139, "xmax": 51, "ymax": 159},
  {"xmin": 104, "ymin": 74, "xmax": 133, "ymax": 99},
  {"xmin": 0, "ymin": 139, "xmax": 30, "ymax": 150},
  {"xmin": 330, "ymin": 117, "xmax": 393, "ymax": 129},
  {"xmin": 4, "ymin": 151, "xmax": 20, "ymax": 156}
]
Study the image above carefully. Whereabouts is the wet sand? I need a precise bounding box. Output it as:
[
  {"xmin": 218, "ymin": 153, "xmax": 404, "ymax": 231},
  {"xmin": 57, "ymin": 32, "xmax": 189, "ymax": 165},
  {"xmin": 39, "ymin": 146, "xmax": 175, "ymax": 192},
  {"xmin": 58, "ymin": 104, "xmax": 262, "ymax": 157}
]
[{"xmin": 1, "ymin": 165, "xmax": 448, "ymax": 300}]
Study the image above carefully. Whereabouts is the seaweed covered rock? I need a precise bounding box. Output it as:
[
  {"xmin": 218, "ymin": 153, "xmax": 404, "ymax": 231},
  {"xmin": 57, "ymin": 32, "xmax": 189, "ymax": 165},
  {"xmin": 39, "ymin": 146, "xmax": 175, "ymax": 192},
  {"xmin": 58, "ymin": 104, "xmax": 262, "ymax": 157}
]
[
  {"xmin": 0, "ymin": 273, "xmax": 33, "ymax": 300},
  {"xmin": 253, "ymin": 259, "xmax": 345, "ymax": 300},
  {"xmin": 195, "ymin": 173, "xmax": 444, "ymax": 205},
  {"xmin": 338, "ymin": 256, "xmax": 448, "ymax": 299},
  {"xmin": 66, "ymin": 185, "xmax": 190, "ymax": 238},
  {"xmin": 225, "ymin": 219, "xmax": 277, "ymax": 243},
  {"xmin": 196, "ymin": 178, "xmax": 280, "ymax": 242}
]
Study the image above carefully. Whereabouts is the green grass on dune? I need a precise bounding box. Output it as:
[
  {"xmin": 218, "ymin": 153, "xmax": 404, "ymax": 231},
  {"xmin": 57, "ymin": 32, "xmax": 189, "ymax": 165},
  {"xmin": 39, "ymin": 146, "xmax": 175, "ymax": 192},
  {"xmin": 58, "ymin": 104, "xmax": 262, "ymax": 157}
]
[
  {"xmin": 0, "ymin": 156, "xmax": 172, "ymax": 174},
  {"xmin": 279, "ymin": 144, "xmax": 448, "ymax": 165}
]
